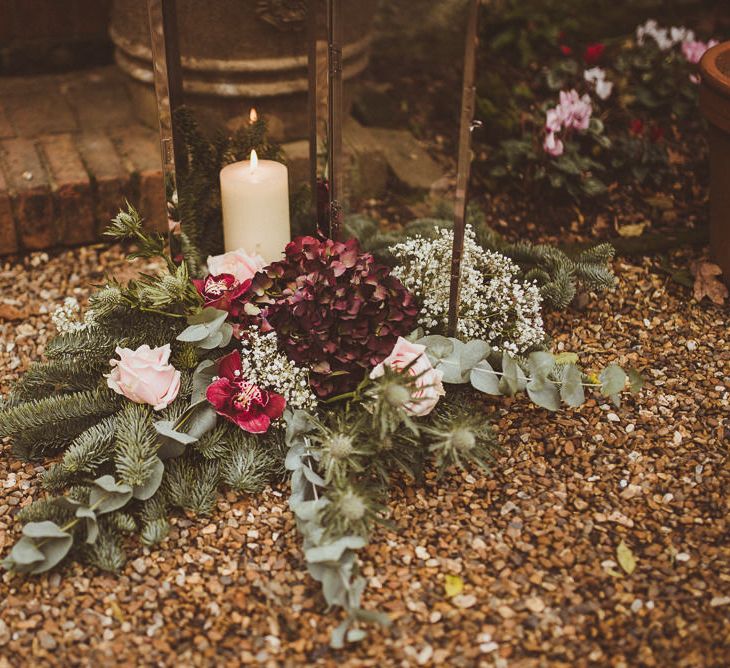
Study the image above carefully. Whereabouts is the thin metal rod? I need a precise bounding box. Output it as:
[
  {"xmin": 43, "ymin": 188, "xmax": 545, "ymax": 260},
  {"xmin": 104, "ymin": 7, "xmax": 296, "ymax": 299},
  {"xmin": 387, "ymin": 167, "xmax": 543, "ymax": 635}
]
[
  {"xmin": 327, "ymin": 0, "xmax": 343, "ymax": 240},
  {"xmin": 447, "ymin": 0, "xmax": 480, "ymax": 337},
  {"xmin": 147, "ymin": 0, "xmax": 185, "ymax": 249},
  {"xmin": 307, "ymin": 0, "xmax": 319, "ymax": 230}
]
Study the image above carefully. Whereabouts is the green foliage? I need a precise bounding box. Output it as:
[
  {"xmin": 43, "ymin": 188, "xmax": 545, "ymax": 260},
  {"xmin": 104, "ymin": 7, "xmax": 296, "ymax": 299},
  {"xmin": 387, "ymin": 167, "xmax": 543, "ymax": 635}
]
[
  {"xmin": 164, "ymin": 456, "xmax": 220, "ymax": 515},
  {"xmin": 82, "ymin": 527, "xmax": 126, "ymax": 572},
  {"xmin": 114, "ymin": 404, "xmax": 160, "ymax": 489},
  {"xmin": 0, "ymin": 388, "xmax": 118, "ymax": 440},
  {"xmin": 222, "ymin": 435, "xmax": 278, "ymax": 494},
  {"xmin": 12, "ymin": 358, "xmax": 105, "ymax": 400}
]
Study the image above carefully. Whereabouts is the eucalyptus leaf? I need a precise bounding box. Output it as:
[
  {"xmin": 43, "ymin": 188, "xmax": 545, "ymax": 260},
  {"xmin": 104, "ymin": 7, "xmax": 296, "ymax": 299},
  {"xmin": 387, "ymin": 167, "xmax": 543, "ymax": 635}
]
[
  {"xmin": 75, "ymin": 506, "xmax": 99, "ymax": 544},
  {"xmin": 470, "ymin": 360, "xmax": 501, "ymax": 395},
  {"xmin": 305, "ymin": 536, "xmax": 367, "ymax": 563},
  {"xmin": 14, "ymin": 524, "xmax": 74, "ymax": 574},
  {"xmin": 8, "ymin": 536, "xmax": 45, "ymax": 567},
  {"xmin": 184, "ymin": 404, "xmax": 218, "ymax": 440},
  {"xmin": 438, "ymin": 339, "xmax": 469, "ymax": 384},
  {"xmin": 132, "ymin": 456, "xmax": 164, "ymax": 500},
  {"xmin": 301, "ymin": 464, "xmax": 326, "ymax": 488},
  {"xmin": 187, "ymin": 307, "xmax": 228, "ymax": 327},
  {"xmin": 321, "ymin": 568, "xmax": 347, "ymax": 607},
  {"xmin": 416, "ymin": 335, "xmax": 454, "ymax": 365},
  {"xmin": 528, "ymin": 351, "xmax": 555, "ymax": 380},
  {"xmin": 89, "ymin": 475, "xmax": 133, "ymax": 514},
  {"xmin": 347, "ymin": 628, "xmax": 368, "ymax": 643},
  {"xmin": 526, "ymin": 379, "xmax": 560, "ymax": 411},
  {"xmin": 22, "ymin": 520, "xmax": 70, "ymax": 539},
  {"xmin": 176, "ymin": 323, "xmax": 209, "ymax": 343},
  {"xmin": 600, "ymin": 364, "xmax": 627, "ymax": 397},
  {"xmin": 627, "ymin": 368, "xmax": 644, "ymax": 393},
  {"xmin": 460, "ymin": 340, "xmax": 490, "ymax": 373},
  {"xmin": 330, "ymin": 619, "xmax": 350, "ymax": 649},
  {"xmin": 502, "ymin": 352, "xmax": 527, "ymax": 394},
  {"xmin": 354, "ymin": 608, "xmax": 392, "ymax": 626},
  {"xmin": 154, "ymin": 420, "xmax": 198, "ymax": 444},
  {"xmin": 560, "ymin": 364, "xmax": 585, "ymax": 407},
  {"xmin": 191, "ymin": 359, "xmax": 216, "ymax": 403}
]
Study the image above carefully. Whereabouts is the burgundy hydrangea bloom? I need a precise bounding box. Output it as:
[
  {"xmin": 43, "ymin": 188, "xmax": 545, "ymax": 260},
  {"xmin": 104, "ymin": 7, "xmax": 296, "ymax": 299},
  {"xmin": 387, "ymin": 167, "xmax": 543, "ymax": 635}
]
[
  {"xmin": 245, "ymin": 235, "xmax": 420, "ymax": 398},
  {"xmin": 192, "ymin": 273, "xmax": 250, "ymax": 318},
  {"xmin": 206, "ymin": 349, "xmax": 286, "ymax": 434}
]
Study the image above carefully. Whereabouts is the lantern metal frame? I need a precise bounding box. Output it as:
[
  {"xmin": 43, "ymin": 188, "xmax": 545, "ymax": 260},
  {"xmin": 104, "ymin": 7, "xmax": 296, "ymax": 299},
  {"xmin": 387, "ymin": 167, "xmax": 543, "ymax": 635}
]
[{"xmin": 145, "ymin": 0, "xmax": 480, "ymax": 334}]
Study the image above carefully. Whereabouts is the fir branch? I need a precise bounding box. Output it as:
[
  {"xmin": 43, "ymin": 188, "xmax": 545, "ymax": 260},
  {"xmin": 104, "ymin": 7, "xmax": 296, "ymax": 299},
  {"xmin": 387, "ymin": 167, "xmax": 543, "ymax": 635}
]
[
  {"xmin": 164, "ymin": 456, "xmax": 220, "ymax": 515},
  {"xmin": 13, "ymin": 415, "xmax": 100, "ymax": 462},
  {"xmin": 61, "ymin": 416, "xmax": 118, "ymax": 476},
  {"xmin": 12, "ymin": 358, "xmax": 106, "ymax": 400},
  {"xmin": 222, "ymin": 435, "xmax": 278, "ymax": 494},
  {"xmin": 0, "ymin": 389, "xmax": 118, "ymax": 440},
  {"xmin": 139, "ymin": 495, "xmax": 170, "ymax": 546},
  {"xmin": 82, "ymin": 527, "xmax": 126, "ymax": 572},
  {"xmin": 45, "ymin": 328, "xmax": 121, "ymax": 361},
  {"xmin": 15, "ymin": 497, "xmax": 76, "ymax": 527},
  {"xmin": 113, "ymin": 404, "xmax": 159, "ymax": 488}
]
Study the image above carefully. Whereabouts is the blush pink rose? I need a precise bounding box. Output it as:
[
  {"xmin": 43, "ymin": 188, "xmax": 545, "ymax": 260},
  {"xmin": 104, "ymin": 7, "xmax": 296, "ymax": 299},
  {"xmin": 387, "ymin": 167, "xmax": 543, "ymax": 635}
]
[
  {"xmin": 207, "ymin": 248, "xmax": 266, "ymax": 285},
  {"xmin": 106, "ymin": 344, "xmax": 181, "ymax": 410},
  {"xmin": 370, "ymin": 337, "xmax": 445, "ymax": 416}
]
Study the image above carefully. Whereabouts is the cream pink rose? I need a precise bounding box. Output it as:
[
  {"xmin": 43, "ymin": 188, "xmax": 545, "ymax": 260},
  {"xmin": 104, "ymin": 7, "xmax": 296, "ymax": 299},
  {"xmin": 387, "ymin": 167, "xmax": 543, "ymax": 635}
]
[
  {"xmin": 207, "ymin": 248, "xmax": 266, "ymax": 285},
  {"xmin": 370, "ymin": 337, "xmax": 445, "ymax": 416},
  {"xmin": 106, "ymin": 344, "xmax": 181, "ymax": 410}
]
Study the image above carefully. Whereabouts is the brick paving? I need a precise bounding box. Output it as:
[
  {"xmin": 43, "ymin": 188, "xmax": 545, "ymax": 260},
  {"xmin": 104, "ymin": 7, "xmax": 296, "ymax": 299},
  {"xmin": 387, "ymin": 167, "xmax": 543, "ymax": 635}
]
[{"xmin": 0, "ymin": 66, "xmax": 165, "ymax": 255}]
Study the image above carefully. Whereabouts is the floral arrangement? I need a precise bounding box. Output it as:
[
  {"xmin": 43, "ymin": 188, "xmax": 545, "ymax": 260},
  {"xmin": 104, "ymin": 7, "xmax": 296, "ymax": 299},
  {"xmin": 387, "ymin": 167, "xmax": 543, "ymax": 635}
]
[{"xmin": 0, "ymin": 205, "xmax": 642, "ymax": 647}]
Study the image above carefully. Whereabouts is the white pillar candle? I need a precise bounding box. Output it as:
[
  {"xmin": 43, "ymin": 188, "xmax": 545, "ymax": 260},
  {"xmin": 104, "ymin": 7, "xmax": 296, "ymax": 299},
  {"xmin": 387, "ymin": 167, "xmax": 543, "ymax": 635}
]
[{"xmin": 220, "ymin": 150, "xmax": 290, "ymax": 264}]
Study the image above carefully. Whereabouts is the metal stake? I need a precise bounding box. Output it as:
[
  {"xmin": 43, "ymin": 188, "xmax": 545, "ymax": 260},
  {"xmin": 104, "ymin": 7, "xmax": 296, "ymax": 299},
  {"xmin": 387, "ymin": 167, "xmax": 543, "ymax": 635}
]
[
  {"xmin": 147, "ymin": 0, "xmax": 185, "ymax": 247},
  {"xmin": 327, "ymin": 0, "xmax": 343, "ymax": 240},
  {"xmin": 447, "ymin": 0, "xmax": 480, "ymax": 337}
]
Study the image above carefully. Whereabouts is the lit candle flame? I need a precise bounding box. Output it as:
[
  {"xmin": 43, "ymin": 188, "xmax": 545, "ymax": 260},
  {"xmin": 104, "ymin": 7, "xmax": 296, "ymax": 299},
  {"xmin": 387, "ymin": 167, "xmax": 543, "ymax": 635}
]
[
  {"xmin": 249, "ymin": 149, "xmax": 258, "ymax": 174},
  {"xmin": 249, "ymin": 107, "xmax": 258, "ymax": 124}
]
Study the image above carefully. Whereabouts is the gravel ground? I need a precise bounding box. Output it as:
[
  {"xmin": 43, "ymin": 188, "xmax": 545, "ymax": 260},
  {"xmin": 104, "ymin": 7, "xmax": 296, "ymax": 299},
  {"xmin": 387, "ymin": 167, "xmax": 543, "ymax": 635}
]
[{"xmin": 0, "ymin": 243, "xmax": 728, "ymax": 667}]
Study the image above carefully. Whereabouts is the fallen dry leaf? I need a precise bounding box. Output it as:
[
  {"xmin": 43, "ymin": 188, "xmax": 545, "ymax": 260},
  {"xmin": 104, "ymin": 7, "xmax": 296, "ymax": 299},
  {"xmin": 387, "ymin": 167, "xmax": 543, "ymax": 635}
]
[
  {"xmin": 444, "ymin": 574, "xmax": 464, "ymax": 598},
  {"xmin": 690, "ymin": 260, "xmax": 728, "ymax": 305},
  {"xmin": 616, "ymin": 221, "xmax": 648, "ymax": 238},
  {"xmin": 617, "ymin": 541, "xmax": 637, "ymax": 575}
]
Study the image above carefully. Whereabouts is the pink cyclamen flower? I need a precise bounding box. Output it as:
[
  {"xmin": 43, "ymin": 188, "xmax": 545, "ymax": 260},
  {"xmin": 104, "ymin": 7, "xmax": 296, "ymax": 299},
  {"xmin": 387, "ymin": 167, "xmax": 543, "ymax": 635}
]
[
  {"xmin": 369, "ymin": 337, "xmax": 445, "ymax": 416},
  {"xmin": 543, "ymin": 131, "xmax": 564, "ymax": 157},
  {"xmin": 207, "ymin": 248, "xmax": 266, "ymax": 285},
  {"xmin": 681, "ymin": 39, "xmax": 718, "ymax": 65},
  {"xmin": 106, "ymin": 344, "xmax": 181, "ymax": 410},
  {"xmin": 558, "ymin": 89, "xmax": 592, "ymax": 130}
]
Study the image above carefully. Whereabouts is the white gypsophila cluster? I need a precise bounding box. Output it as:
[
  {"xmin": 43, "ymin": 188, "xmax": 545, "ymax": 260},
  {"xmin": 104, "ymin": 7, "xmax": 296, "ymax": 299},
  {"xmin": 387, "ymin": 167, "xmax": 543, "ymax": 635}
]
[
  {"xmin": 391, "ymin": 225, "xmax": 545, "ymax": 354},
  {"xmin": 240, "ymin": 327, "xmax": 317, "ymax": 410},
  {"xmin": 51, "ymin": 297, "xmax": 95, "ymax": 334}
]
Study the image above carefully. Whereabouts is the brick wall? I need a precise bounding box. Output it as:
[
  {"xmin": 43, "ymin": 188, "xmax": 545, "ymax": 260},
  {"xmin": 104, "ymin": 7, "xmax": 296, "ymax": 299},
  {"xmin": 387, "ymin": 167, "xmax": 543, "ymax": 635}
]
[{"xmin": 0, "ymin": 67, "xmax": 166, "ymax": 256}]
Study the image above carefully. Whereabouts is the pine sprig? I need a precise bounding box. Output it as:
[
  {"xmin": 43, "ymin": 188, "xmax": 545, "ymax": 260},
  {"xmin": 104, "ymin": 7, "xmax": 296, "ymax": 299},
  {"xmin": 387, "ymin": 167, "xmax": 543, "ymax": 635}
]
[
  {"xmin": 12, "ymin": 358, "xmax": 106, "ymax": 400},
  {"xmin": 113, "ymin": 404, "xmax": 160, "ymax": 488},
  {"xmin": 61, "ymin": 416, "xmax": 118, "ymax": 476},
  {"xmin": 0, "ymin": 389, "xmax": 118, "ymax": 439}
]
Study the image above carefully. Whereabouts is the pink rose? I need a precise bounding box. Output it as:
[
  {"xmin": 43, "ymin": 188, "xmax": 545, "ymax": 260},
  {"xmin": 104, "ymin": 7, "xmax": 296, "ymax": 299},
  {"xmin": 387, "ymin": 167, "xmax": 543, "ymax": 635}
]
[
  {"xmin": 207, "ymin": 248, "xmax": 266, "ymax": 285},
  {"xmin": 370, "ymin": 337, "xmax": 445, "ymax": 416},
  {"xmin": 106, "ymin": 344, "xmax": 181, "ymax": 410}
]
